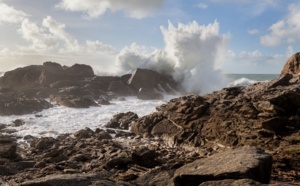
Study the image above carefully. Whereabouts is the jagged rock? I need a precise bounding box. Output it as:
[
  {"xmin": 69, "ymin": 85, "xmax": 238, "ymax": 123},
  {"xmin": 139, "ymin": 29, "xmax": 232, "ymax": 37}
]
[
  {"xmin": 128, "ymin": 68, "xmax": 179, "ymax": 94},
  {"xmin": 173, "ymin": 147, "xmax": 272, "ymax": 186},
  {"xmin": 51, "ymin": 95, "xmax": 98, "ymax": 108},
  {"xmin": 137, "ymin": 88, "xmax": 163, "ymax": 100},
  {"xmin": 0, "ymin": 136, "xmax": 17, "ymax": 159},
  {"xmin": 73, "ymin": 127, "xmax": 95, "ymax": 139},
  {"xmin": 0, "ymin": 94, "xmax": 52, "ymax": 115},
  {"xmin": 30, "ymin": 137, "xmax": 57, "ymax": 151},
  {"xmin": 132, "ymin": 147, "xmax": 157, "ymax": 168},
  {"xmin": 0, "ymin": 65, "xmax": 42, "ymax": 90},
  {"xmin": 105, "ymin": 112, "xmax": 138, "ymax": 130},
  {"xmin": 108, "ymin": 81, "xmax": 134, "ymax": 96},
  {"xmin": 281, "ymin": 52, "xmax": 300, "ymax": 75}
]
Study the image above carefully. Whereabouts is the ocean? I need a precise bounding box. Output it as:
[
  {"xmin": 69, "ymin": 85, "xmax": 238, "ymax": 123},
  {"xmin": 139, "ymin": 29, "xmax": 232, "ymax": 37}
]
[{"xmin": 1, "ymin": 74, "xmax": 279, "ymax": 140}]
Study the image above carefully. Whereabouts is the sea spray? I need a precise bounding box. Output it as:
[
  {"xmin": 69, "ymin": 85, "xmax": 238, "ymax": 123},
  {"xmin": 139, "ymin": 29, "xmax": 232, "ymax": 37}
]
[{"xmin": 116, "ymin": 20, "xmax": 230, "ymax": 94}]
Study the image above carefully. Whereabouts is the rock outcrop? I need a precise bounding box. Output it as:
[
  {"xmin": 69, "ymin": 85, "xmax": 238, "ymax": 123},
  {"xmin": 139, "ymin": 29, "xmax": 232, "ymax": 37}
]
[
  {"xmin": 281, "ymin": 52, "xmax": 300, "ymax": 75},
  {"xmin": 0, "ymin": 62, "xmax": 180, "ymax": 111},
  {"xmin": 0, "ymin": 91, "xmax": 52, "ymax": 115},
  {"xmin": 173, "ymin": 147, "xmax": 272, "ymax": 185}
]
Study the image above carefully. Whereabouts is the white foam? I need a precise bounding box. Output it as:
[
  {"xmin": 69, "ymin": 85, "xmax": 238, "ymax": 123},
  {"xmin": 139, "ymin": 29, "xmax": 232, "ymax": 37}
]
[
  {"xmin": 1, "ymin": 95, "xmax": 177, "ymax": 139},
  {"xmin": 229, "ymin": 77, "xmax": 258, "ymax": 86},
  {"xmin": 115, "ymin": 20, "xmax": 230, "ymax": 94}
]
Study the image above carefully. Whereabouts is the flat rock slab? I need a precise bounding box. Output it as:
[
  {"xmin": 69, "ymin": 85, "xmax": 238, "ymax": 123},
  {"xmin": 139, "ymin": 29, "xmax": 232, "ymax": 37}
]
[
  {"xmin": 173, "ymin": 147, "xmax": 272, "ymax": 186},
  {"xmin": 20, "ymin": 173, "xmax": 117, "ymax": 186}
]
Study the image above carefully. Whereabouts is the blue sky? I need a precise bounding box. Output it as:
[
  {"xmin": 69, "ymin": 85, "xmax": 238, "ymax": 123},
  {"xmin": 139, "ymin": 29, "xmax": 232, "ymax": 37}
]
[{"xmin": 0, "ymin": 0, "xmax": 299, "ymax": 74}]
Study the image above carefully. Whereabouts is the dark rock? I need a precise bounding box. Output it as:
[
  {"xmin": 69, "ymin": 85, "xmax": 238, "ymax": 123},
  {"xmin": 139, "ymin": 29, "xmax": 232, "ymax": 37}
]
[
  {"xmin": 105, "ymin": 112, "xmax": 138, "ymax": 130},
  {"xmin": 261, "ymin": 117, "xmax": 288, "ymax": 131},
  {"xmin": 173, "ymin": 147, "xmax": 272, "ymax": 186},
  {"xmin": 0, "ymin": 165, "xmax": 17, "ymax": 176},
  {"xmin": 12, "ymin": 119, "xmax": 25, "ymax": 127},
  {"xmin": 20, "ymin": 173, "xmax": 110, "ymax": 186},
  {"xmin": 30, "ymin": 137, "xmax": 57, "ymax": 151},
  {"xmin": 128, "ymin": 68, "xmax": 179, "ymax": 94},
  {"xmin": 0, "ymin": 124, "xmax": 6, "ymax": 131},
  {"xmin": 51, "ymin": 95, "xmax": 98, "ymax": 108},
  {"xmin": 74, "ymin": 128, "xmax": 95, "ymax": 139},
  {"xmin": 97, "ymin": 97, "xmax": 111, "ymax": 105},
  {"xmin": 96, "ymin": 130, "xmax": 112, "ymax": 141},
  {"xmin": 0, "ymin": 95, "xmax": 52, "ymax": 116},
  {"xmin": 17, "ymin": 161, "xmax": 36, "ymax": 170},
  {"xmin": 0, "ymin": 136, "xmax": 17, "ymax": 159},
  {"xmin": 137, "ymin": 88, "xmax": 163, "ymax": 100},
  {"xmin": 198, "ymin": 179, "xmax": 264, "ymax": 186},
  {"xmin": 105, "ymin": 157, "xmax": 132, "ymax": 170},
  {"xmin": 65, "ymin": 63, "xmax": 94, "ymax": 77},
  {"xmin": 132, "ymin": 147, "xmax": 157, "ymax": 168},
  {"xmin": 108, "ymin": 81, "xmax": 134, "ymax": 96},
  {"xmin": 0, "ymin": 65, "xmax": 42, "ymax": 90}
]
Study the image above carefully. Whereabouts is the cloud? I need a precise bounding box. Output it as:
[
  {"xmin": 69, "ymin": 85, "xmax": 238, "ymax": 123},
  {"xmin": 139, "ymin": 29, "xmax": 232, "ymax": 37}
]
[
  {"xmin": 247, "ymin": 29, "xmax": 260, "ymax": 35},
  {"xmin": 42, "ymin": 16, "xmax": 81, "ymax": 52},
  {"xmin": 209, "ymin": 0, "xmax": 279, "ymax": 15},
  {"xmin": 197, "ymin": 3, "xmax": 208, "ymax": 9},
  {"xmin": 86, "ymin": 40, "xmax": 116, "ymax": 55},
  {"xmin": 260, "ymin": 3, "xmax": 300, "ymax": 46},
  {"xmin": 116, "ymin": 20, "xmax": 230, "ymax": 94},
  {"xmin": 220, "ymin": 49, "xmax": 285, "ymax": 73},
  {"xmin": 0, "ymin": 2, "xmax": 28, "ymax": 24},
  {"xmin": 56, "ymin": 0, "xmax": 166, "ymax": 19},
  {"xmin": 18, "ymin": 18, "xmax": 58, "ymax": 51}
]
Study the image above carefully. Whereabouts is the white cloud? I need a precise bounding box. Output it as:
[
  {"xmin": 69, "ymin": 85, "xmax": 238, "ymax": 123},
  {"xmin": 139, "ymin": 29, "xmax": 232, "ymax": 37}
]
[
  {"xmin": 261, "ymin": 3, "xmax": 300, "ymax": 46},
  {"xmin": 86, "ymin": 40, "xmax": 116, "ymax": 55},
  {"xmin": 247, "ymin": 29, "xmax": 260, "ymax": 35},
  {"xmin": 0, "ymin": 2, "xmax": 28, "ymax": 24},
  {"xmin": 18, "ymin": 18, "xmax": 58, "ymax": 51},
  {"xmin": 56, "ymin": 0, "xmax": 166, "ymax": 19},
  {"xmin": 42, "ymin": 16, "xmax": 81, "ymax": 52},
  {"xmin": 197, "ymin": 3, "xmax": 208, "ymax": 9}
]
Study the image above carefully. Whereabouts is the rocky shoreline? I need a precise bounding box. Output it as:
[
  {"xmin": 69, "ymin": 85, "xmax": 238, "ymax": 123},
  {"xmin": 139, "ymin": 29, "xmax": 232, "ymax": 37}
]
[{"xmin": 1, "ymin": 54, "xmax": 300, "ymax": 185}]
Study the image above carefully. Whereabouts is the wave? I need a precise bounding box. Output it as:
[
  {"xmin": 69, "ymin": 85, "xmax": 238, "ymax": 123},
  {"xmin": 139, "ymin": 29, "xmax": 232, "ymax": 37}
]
[{"xmin": 229, "ymin": 77, "xmax": 258, "ymax": 86}]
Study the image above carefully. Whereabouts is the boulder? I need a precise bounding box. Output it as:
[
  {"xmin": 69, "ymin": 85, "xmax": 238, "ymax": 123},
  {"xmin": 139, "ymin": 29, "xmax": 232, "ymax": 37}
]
[
  {"xmin": 39, "ymin": 62, "xmax": 65, "ymax": 86},
  {"xmin": 137, "ymin": 88, "xmax": 163, "ymax": 100},
  {"xmin": 105, "ymin": 112, "xmax": 138, "ymax": 130},
  {"xmin": 50, "ymin": 95, "xmax": 98, "ymax": 108},
  {"xmin": 128, "ymin": 68, "xmax": 179, "ymax": 94},
  {"xmin": 0, "ymin": 65, "xmax": 42, "ymax": 90},
  {"xmin": 64, "ymin": 63, "xmax": 94, "ymax": 77},
  {"xmin": 0, "ymin": 136, "xmax": 17, "ymax": 159},
  {"xmin": 173, "ymin": 147, "xmax": 272, "ymax": 186},
  {"xmin": 131, "ymin": 147, "xmax": 157, "ymax": 168},
  {"xmin": 281, "ymin": 52, "xmax": 300, "ymax": 75},
  {"xmin": 108, "ymin": 81, "xmax": 134, "ymax": 96}
]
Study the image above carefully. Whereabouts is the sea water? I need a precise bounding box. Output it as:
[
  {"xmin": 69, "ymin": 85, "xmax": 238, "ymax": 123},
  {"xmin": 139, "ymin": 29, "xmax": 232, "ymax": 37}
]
[{"xmin": 0, "ymin": 74, "xmax": 278, "ymax": 139}]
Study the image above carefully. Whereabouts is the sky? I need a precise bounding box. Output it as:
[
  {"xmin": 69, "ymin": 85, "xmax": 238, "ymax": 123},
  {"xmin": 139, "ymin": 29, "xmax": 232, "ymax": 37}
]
[{"xmin": 0, "ymin": 0, "xmax": 299, "ymax": 75}]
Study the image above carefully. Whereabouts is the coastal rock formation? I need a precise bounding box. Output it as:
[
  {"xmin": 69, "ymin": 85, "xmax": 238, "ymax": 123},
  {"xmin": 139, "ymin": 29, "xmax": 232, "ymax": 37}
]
[
  {"xmin": 281, "ymin": 52, "xmax": 300, "ymax": 75},
  {"xmin": 0, "ymin": 128, "xmax": 274, "ymax": 186},
  {"xmin": 0, "ymin": 91, "xmax": 52, "ymax": 115},
  {"xmin": 128, "ymin": 68, "xmax": 179, "ymax": 94},
  {"xmin": 0, "ymin": 62, "xmax": 180, "ymax": 110}
]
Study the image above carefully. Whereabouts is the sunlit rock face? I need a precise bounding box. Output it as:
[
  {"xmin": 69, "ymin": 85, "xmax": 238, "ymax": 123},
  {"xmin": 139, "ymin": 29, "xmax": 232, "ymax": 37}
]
[{"xmin": 281, "ymin": 52, "xmax": 300, "ymax": 75}]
